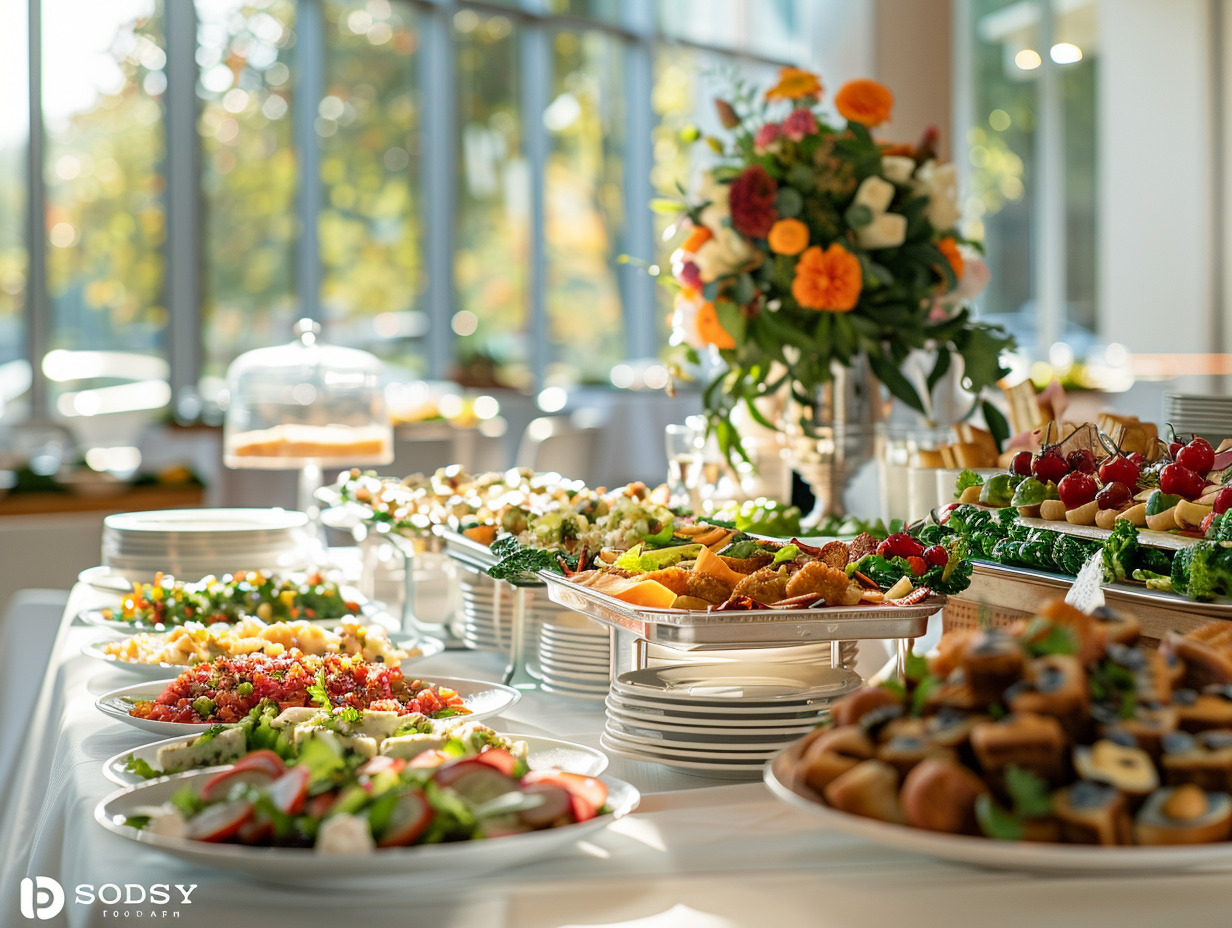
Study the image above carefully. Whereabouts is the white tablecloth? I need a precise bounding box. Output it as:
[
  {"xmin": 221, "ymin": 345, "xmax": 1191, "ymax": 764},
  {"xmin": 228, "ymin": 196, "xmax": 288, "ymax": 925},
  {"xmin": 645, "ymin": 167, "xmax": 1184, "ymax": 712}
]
[{"xmin": 2, "ymin": 586, "xmax": 1231, "ymax": 928}]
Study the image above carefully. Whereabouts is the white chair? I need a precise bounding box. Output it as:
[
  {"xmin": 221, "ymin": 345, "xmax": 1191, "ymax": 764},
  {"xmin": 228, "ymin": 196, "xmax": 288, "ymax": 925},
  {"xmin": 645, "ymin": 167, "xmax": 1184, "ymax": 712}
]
[{"xmin": 515, "ymin": 412, "xmax": 605, "ymax": 483}]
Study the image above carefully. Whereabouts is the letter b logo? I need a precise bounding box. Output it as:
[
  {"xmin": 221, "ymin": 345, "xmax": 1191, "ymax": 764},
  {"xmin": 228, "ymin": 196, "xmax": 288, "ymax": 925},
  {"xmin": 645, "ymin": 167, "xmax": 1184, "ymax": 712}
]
[{"xmin": 20, "ymin": 877, "xmax": 64, "ymax": 920}]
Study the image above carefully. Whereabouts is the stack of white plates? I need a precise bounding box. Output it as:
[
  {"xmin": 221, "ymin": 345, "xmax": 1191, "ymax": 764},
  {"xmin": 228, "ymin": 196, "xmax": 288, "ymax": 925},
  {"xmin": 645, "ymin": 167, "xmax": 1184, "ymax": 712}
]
[
  {"xmin": 101, "ymin": 508, "xmax": 312, "ymax": 580},
  {"xmin": 537, "ymin": 612, "xmax": 610, "ymax": 699},
  {"xmin": 602, "ymin": 662, "xmax": 860, "ymax": 779},
  {"xmin": 644, "ymin": 640, "xmax": 859, "ymax": 670},
  {"xmin": 1164, "ymin": 393, "xmax": 1232, "ymax": 442},
  {"xmin": 457, "ymin": 570, "xmax": 560, "ymax": 653}
]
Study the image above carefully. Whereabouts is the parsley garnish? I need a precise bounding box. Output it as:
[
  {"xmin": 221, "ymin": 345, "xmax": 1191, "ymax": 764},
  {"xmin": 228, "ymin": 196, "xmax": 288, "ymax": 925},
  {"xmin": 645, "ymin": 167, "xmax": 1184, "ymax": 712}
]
[{"xmin": 308, "ymin": 669, "xmax": 332, "ymax": 709}]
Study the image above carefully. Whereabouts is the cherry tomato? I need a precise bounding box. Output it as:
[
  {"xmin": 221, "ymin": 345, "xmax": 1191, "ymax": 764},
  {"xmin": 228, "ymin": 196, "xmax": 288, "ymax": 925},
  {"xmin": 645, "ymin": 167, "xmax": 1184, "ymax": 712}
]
[
  {"xmin": 1213, "ymin": 486, "xmax": 1232, "ymax": 515},
  {"xmin": 922, "ymin": 544, "xmax": 949, "ymax": 567},
  {"xmin": 877, "ymin": 532, "xmax": 924, "ymax": 559},
  {"xmin": 1160, "ymin": 462, "xmax": 1206, "ymax": 500},
  {"xmin": 1010, "ymin": 450, "xmax": 1033, "ymax": 477},
  {"xmin": 1066, "ymin": 449, "xmax": 1097, "ymax": 475},
  {"xmin": 1126, "ymin": 451, "xmax": 1145, "ymax": 468},
  {"xmin": 1098, "ymin": 455, "xmax": 1141, "ymax": 488},
  {"xmin": 1057, "ymin": 471, "xmax": 1098, "ymax": 509},
  {"xmin": 1032, "ymin": 449, "xmax": 1069, "ymax": 483},
  {"xmin": 1095, "ymin": 481, "xmax": 1132, "ymax": 511},
  {"xmin": 1177, "ymin": 437, "xmax": 1216, "ymax": 475},
  {"xmin": 1169, "ymin": 440, "xmax": 1185, "ymax": 460},
  {"xmin": 904, "ymin": 556, "xmax": 927, "ymax": 576}
]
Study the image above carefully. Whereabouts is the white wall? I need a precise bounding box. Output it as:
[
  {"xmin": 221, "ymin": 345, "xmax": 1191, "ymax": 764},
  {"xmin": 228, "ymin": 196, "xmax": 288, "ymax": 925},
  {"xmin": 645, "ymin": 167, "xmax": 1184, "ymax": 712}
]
[{"xmin": 1098, "ymin": 0, "xmax": 1214, "ymax": 354}]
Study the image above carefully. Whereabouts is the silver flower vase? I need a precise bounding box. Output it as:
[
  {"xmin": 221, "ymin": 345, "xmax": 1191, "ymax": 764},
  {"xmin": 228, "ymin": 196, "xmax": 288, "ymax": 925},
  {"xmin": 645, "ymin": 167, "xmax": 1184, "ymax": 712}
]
[{"xmin": 785, "ymin": 356, "xmax": 884, "ymax": 526}]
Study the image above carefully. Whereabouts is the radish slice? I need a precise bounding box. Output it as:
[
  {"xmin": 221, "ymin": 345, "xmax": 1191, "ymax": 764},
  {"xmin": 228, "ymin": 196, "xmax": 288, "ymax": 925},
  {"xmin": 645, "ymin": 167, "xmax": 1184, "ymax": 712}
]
[
  {"xmin": 268, "ymin": 765, "xmax": 311, "ymax": 815},
  {"xmin": 358, "ymin": 755, "xmax": 407, "ymax": 777},
  {"xmin": 522, "ymin": 770, "xmax": 608, "ymax": 817},
  {"xmin": 200, "ymin": 767, "xmax": 278, "ymax": 802},
  {"xmin": 516, "ymin": 783, "xmax": 574, "ymax": 828},
  {"xmin": 375, "ymin": 791, "xmax": 434, "ymax": 847},
  {"xmin": 184, "ymin": 800, "xmax": 254, "ymax": 842},
  {"xmin": 473, "ymin": 748, "xmax": 518, "ymax": 777}
]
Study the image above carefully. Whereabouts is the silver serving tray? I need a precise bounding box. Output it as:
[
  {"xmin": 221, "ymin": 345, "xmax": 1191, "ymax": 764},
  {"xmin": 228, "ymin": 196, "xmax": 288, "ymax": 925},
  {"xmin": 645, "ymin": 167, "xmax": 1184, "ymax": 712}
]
[
  {"xmin": 540, "ymin": 572, "xmax": 939, "ymax": 649},
  {"xmin": 971, "ymin": 560, "xmax": 1232, "ymax": 617}
]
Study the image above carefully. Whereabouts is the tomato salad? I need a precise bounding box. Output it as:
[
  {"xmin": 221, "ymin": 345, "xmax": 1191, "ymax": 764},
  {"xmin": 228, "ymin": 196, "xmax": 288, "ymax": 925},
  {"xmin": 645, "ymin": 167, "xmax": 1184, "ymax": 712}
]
[{"xmin": 129, "ymin": 652, "xmax": 469, "ymax": 724}]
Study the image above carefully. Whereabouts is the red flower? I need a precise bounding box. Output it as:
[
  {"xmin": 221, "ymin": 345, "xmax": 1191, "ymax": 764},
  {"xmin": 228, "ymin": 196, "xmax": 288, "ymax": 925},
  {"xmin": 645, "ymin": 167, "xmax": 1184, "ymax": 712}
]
[{"xmin": 729, "ymin": 165, "xmax": 778, "ymax": 239}]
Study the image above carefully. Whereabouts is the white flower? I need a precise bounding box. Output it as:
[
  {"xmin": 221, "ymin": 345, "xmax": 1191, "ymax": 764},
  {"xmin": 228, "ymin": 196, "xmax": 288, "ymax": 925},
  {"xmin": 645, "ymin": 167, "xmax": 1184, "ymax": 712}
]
[
  {"xmin": 856, "ymin": 212, "xmax": 907, "ymax": 249},
  {"xmin": 913, "ymin": 160, "xmax": 962, "ymax": 231},
  {"xmin": 854, "ymin": 175, "xmax": 895, "ymax": 214},
  {"xmin": 693, "ymin": 226, "xmax": 756, "ymax": 282},
  {"xmin": 881, "ymin": 155, "xmax": 916, "ymax": 185}
]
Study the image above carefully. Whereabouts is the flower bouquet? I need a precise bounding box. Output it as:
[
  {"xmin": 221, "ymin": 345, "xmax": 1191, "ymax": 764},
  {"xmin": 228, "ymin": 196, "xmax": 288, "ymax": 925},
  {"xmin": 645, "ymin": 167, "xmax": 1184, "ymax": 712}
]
[{"xmin": 660, "ymin": 66, "xmax": 1015, "ymax": 462}]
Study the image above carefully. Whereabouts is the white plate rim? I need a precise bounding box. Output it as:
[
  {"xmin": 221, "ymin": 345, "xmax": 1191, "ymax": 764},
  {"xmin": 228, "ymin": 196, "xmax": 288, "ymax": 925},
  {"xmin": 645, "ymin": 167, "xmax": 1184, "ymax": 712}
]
[
  {"xmin": 763, "ymin": 747, "xmax": 1232, "ymax": 872},
  {"xmin": 601, "ymin": 725, "xmax": 783, "ymax": 758},
  {"xmin": 94, "ymin": 769, "xmax": 638, "ymax": 885},
  {"xmin": 103, "ymin": 508, "xmax": 309, "ymax": 534},
  {"xmin": 615, "ymin": 661, "xmax": 857, "ymax": 703},
  {"xmin": 598, "ymin": 733, "xmax": 768, "ymax": 775},
  {"xmin": 604, "ymin": 705, "xmax": 822, "ymax": 734}
]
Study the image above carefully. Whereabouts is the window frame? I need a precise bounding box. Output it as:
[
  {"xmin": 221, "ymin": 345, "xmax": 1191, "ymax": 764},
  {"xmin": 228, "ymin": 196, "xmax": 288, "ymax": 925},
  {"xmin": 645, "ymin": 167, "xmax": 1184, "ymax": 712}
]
[{"xmin": 15, "ymin": 0, "xmax": 805, "ymax": 423}]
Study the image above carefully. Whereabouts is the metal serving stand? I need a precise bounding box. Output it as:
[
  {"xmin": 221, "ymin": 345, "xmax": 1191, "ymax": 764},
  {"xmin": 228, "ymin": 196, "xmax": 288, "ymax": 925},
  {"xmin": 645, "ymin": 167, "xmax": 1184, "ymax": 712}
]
[
  {"xmin": 438, "ymin": 529, "xmax": 550, "ymax": 689},
  {"xmin": 538, "ymin": 573, "xmax": 941, "ymax": 684}
]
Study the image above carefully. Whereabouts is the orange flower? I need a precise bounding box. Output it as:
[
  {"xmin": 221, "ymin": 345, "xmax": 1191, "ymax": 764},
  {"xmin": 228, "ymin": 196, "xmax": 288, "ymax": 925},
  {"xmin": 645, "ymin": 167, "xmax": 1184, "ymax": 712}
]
[
  {"xmin": 767, "ymin": 218, "xmax": 809, "ymax": 256},
  {"xmin": 791, "ymin": 244, "xmax": 863, "ymax": 312},
  {"xmin": 834, "ymin": 79, "xmax": 894, "ymax": 128},
  {"xmin": 765, "ymin": 66, "xmax": 823, "ymax": 102},
  {"xmin": 936, "ymin": 237, "xmax": 964, "ymax": 283},
  {"xmin": 695, "ymin": 301, "xmax": 736, "ymax": 349},
  {"xmin": 681, "ymin": 225, "xmax": 713, "ymax": 254}
]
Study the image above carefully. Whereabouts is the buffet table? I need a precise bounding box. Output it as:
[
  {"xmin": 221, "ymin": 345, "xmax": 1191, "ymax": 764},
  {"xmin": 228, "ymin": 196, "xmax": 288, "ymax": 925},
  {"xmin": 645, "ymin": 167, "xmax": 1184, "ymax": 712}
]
[{"xmin": 2, "ymin": 586, "xmax": 1230, "ymax": 928}]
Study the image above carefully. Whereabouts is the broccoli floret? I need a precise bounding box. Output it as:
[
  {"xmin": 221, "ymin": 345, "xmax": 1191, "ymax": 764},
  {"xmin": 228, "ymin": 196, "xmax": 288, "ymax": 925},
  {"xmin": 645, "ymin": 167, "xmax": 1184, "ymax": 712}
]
[
  {"xmin": 1101, "ymin": 520, "xmax": 1140, "ymax": 582},
  {"xmin": 1179, "ymin": 544, "xmax": 1232, "ymax": 602},
  {"xmin": 1172, "ymin": 546, "xmax": 1195, "ymax": 597},
  {"xmin": 1132, "ymin": 568, "xmax": 1172, "ymax": 591}
]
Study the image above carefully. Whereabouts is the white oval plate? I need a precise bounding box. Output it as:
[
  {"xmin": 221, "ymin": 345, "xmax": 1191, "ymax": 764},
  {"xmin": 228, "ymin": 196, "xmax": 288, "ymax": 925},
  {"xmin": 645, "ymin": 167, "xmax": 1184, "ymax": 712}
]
[
  {"xmin": 601, "ymin": 725, "xmax": 783, "ymax": 758},
  {"xmin": 96, "ymin": 675, "xmax": 521, "ymax": 737},
  {"xmin": 604, "ymin": 702, "xmax": 820, "ymax": 736},
  {"xmin": 82, "ymin": 633, "xmax": 445, "ymax": 680},
  {"xmin": 540, "ymin": 681, "xmax": 607, "ymax": 700},
  {"xmin": 103, "ymin": 507, "xmax": 309, "ymax": 535},
  {"xmin": 598, "ymin": 733, "xmax": 765, "ymax": 780},
  {"xmin": 604, "ymin": 690, "xmax": 835, "ymax": 720},
  {"xmin": 763, "ymin": 746, "xmax": 1232, "ymax": 873},
  {"xmin": 78, "ymin": 588, "xmax": 393, "ymax": 636},
  {"xmin": 95, "ymin": 769, "xmax": 637, "ymax": 888},
  {"xmin": 604, "ymin": 715, "xmax": 814, "ymax": 747},
  {"xmin": 103, "ymin": 730, "xmax": 608, "ymax": 787},
  {"xmin": 614, "ymin": 662, "xmax": 858, "ymax": 704}
]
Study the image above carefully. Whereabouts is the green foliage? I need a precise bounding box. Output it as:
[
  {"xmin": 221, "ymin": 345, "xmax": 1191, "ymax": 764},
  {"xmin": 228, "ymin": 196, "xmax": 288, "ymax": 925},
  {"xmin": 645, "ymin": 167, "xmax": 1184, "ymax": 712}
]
[{"xmin": 1101, "ymin": 520, "xmax": 1140, "ymax": 582}]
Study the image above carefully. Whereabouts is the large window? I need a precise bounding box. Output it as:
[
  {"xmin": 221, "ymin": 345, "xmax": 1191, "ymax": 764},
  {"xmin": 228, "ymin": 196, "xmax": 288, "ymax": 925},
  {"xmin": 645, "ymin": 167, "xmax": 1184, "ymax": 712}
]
[
  {"xmin": 963, "ymin": 0, "xmax": 1098, "ymax": 364},
  {"xmin": 4, "ymin": 0, "xmax": 815, "ymax": 444}
]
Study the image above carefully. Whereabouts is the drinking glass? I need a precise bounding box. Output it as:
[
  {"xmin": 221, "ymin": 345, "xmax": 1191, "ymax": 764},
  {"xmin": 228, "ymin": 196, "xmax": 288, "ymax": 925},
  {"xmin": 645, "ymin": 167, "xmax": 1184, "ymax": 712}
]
[{"xmin": 664, "ymin": 423, "xmax": 703, "ymax": 512}]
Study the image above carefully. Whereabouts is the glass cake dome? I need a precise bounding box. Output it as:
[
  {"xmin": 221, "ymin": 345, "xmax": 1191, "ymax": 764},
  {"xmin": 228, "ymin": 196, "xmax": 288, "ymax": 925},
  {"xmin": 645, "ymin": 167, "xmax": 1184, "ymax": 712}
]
[{"xmin": 223, "ymin": 319, "xmax": 393, "ymax": 470}]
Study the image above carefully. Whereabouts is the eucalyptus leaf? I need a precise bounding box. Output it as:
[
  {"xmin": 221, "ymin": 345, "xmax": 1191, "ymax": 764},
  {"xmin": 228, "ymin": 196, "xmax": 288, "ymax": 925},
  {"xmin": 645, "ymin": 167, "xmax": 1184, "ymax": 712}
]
[{"xmin": 866, "ymin": 349, "xmax": 926, "ymax": 414}]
